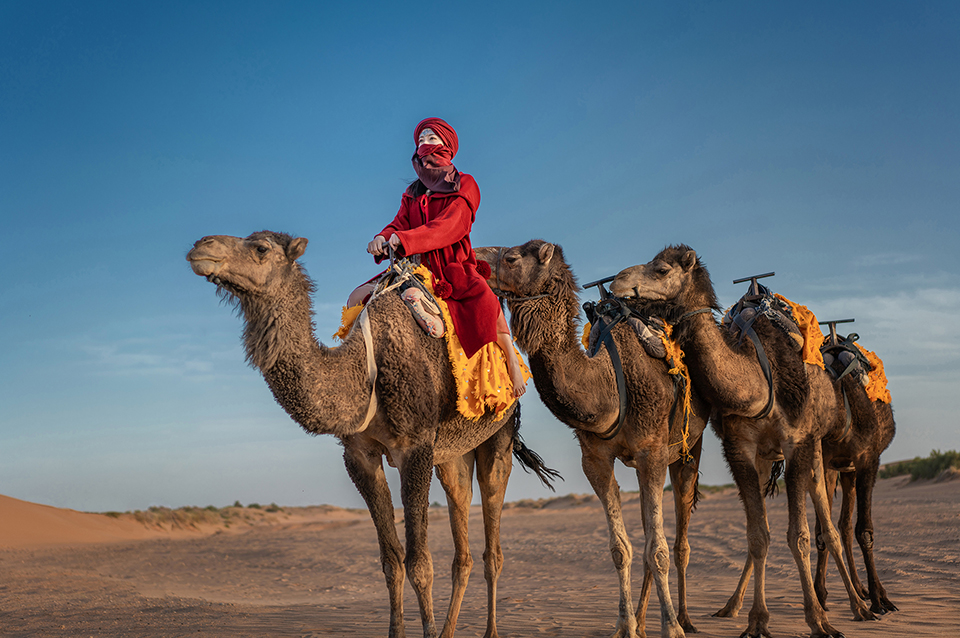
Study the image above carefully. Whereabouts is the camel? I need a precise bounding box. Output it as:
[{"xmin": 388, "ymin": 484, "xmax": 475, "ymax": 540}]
[
  {"xmin": 710, "ymin": 384, "xmax": 898, "ymax": 621},
  {"xmin": 610, "ymin": 245, "xmax": 878, "ymax": 638},
  {"xmin": 187, "ymin": 231, "xmax": 556, "ymax": 638},
  {"xmin": 814, "ymin": 357, "xmax": 897, "ymax": 615},
  {"xmin": 476, "ymin": 241, "xmax": 708, "ymax": 638}
]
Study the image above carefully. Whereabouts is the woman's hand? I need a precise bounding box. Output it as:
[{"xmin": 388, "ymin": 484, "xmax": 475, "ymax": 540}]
[
  {"xmin": 367, "ymin": 235, "xmax": 387, "ymax": 255},
  {"xmin": 387, "ymin": 234, "xmax": 403, "ymax": 253}
]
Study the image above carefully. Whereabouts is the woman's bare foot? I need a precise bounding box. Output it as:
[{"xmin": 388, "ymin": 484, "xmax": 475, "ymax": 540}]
[{"xmin": 497, "ymin": 332, "xmax": 527, "ymax": 398}]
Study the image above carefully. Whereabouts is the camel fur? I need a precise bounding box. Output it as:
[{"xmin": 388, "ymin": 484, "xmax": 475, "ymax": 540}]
[
  {"xmin": 187, "ymin": 231, "xmax": 553, "ymax": 638},
  {"xmin": 476, "ymin": 241, "xmax": 708, "ymax": 638},
  {"xmin": 611, "ymin": 245, "xmax": 878, "ymax": 638}
]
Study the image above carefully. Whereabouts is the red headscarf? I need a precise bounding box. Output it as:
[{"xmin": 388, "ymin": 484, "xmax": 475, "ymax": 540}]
[
  {"xmin": 412, "ymin": 117, "xmax": 461, "ymax": 192},
  {"xmin": 415, "ymin": 117, "xmax": 458, "ymax": 164}
]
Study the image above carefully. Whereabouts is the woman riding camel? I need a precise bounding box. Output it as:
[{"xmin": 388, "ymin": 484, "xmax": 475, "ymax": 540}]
[{"xmin": 348, "ymin": 117, "xmax": 527, "ymax": 398}]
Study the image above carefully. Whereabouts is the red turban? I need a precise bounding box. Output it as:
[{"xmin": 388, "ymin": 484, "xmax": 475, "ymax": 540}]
[{"xmin": 414, "ymin": 117, "xmax": 459, "ymax": 159}]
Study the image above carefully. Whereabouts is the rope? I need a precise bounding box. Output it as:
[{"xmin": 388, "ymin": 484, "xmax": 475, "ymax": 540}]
[{"xmin": 659, "ymin": 321, "xmax": 694, "ymax": 464}]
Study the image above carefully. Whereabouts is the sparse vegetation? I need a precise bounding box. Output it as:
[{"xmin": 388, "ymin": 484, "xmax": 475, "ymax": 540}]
[
  {"xmin": 130, "ymin": 505, "xmax": 230, "ymax": 530},
  {"xmin": 879, "ymin": 449, "xmax": 960, "ymax": 481}
]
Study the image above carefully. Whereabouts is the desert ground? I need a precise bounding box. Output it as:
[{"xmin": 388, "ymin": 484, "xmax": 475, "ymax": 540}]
[{"xmin": 1, "ymin": 475, "xmax": 957, "ymax": 638}]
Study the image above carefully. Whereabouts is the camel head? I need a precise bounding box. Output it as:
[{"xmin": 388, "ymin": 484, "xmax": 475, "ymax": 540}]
[
  {"xmin": 610, "ymin": 245, "xmax": 719, "ymax": 315},
  {"xmin": 475, "ymin": 240, "xmax": 571, "ymax": 298},
  {"xmin": 476, "ymin": 240, "xmax": 581, "ymax": 355},
  {"xmin": 187, "ymin": 231, "xmax": 309, "ymax": 300}
]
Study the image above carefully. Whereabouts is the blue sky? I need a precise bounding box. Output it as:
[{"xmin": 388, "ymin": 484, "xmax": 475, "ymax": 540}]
[{"xmin": 2, "ymin": 1, "xmax": 957, "ymax": 512}]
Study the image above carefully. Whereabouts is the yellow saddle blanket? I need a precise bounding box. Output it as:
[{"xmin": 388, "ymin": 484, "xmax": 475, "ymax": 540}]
[
  {"xmin": 335, "ymin": 265, "xmax": 530, "ymax": 420},
  {"xmin": 853, "ymin": 343, "xmax": 892, "ymax": 404}
]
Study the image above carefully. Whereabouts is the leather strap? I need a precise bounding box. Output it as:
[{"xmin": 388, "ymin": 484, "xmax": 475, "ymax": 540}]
[{"xmin": 743, "ymin": 327, "xmax": 775, "ymax": 419}]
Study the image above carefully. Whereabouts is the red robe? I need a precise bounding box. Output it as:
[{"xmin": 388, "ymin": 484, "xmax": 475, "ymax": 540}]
[{"xmin": 377, "ymin": 174, "xmax": 499, "ymax": 358}]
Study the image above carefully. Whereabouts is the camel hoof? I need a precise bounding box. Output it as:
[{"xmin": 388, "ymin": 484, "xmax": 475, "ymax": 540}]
[
  {"xmin": 853, "ymin": 606, "xmax": 879, "ymax": 622},
  {"xmin": 713, "ymin": 607, "xmax": 739, "ymax": 618},
  {"xmin": 873, "ymin": 599, "xmax": 898, "ymax": 614}
]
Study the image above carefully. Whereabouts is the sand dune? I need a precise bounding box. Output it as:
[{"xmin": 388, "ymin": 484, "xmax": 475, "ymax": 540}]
[
  {"xmin": 0, "ymin": 494, "xmax": 169, "ymax": 548},
  {"xmin": 1, "ymin": 477, "xmax": 957, "ymax": 636}
]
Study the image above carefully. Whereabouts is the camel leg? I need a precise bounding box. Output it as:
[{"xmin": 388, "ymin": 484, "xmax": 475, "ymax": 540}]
[
  {"xmin": 713, "ymin": 455, "xmax": 777, "ymax": 621},
  {"xmin": 670, "ymin": 436, "xmax": 703, "ymax": 633},
  {"xmin": 839, "ymin": 471, "xmax": 867, "ymax": 600},
  {"xmin": 855, "ymin": 458, "xmax": 898, "ymax": 613},
  {"xmin": 814, "ymin": 467, "xmax": 839, "ymax": 609},
  {"xmin": 782, "ymin": 438, "xmax": 848, "ymax": 638},
  {"xmin": 435, "ymin": 453, "xmax": 476, "ymax": 638},
  {"xmin": 475, "ymin": 425, "xmax": 514, "ymax": 638},
  {"xmin": 637, "ymin": 437, "xmax": 703, "ymax": 637},
  {"xmin": 635, "ymin": 445, "xmax": 685, "ymax": 638},
  {"xmin": 580, "ymin": 444, "xmax": 637, "ymax": 638},
  {"xmin": 805, "ymin": 440, "xmax": 878, "ymax": 625},
  {"xmin": 637, "ymin": 565, "xmax": 653, "ymax": 638},
  {"xmin": 399, "ymin": 444, "xmax": 439, "ymax": 638},
  {"xmin": 721, "ymin": 436, "xmax": 771, "ymax": 638},
  {"xmin": 343, "ymin": 445, "xmax": 407, "ymax": 638},
  {"xmin": 714, "ymin": 557, "xmax": 754, "ymax": 620}
]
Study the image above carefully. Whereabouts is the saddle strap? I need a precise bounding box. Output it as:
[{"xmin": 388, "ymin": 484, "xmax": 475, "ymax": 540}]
[
  {"xmin": 590, "ymin": 311, "xmax": 629, "ymax": 441},
  {"xmin": 743, "ymin": 327, "xmax": 775, "ymax": 419},
  {"xmin": 355, "ymin": 306, "xmax": 379, "ymax": 432},
  {"xmin": 729, "ymin": 301, "xmax": 775, "ymax": 419}
]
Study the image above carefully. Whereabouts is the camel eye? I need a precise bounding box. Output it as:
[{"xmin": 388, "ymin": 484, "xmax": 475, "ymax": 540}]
[{"xmin": 504, "ymin": 255, "xmax": 519, "ymax": 265}]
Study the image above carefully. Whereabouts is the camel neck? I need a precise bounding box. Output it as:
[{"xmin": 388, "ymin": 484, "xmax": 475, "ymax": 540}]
[
  {"xmin": 238, "ymin": 281, "xmax": 372, "ymax": 438},
  {"xmin": 510, "ymin": 292, "xmax": 623, "ymax": 434}
]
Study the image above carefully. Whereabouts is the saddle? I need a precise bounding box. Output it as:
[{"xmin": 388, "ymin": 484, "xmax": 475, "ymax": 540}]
[
  {"xmin": 821, "ymin": 332, "xmax": 872, "ymax": 384},
  {"xmin": 583, "ymin": 299, "xmax": 668, "ymax": 360},
  {"xmin": 719, "ymin": 279, "xmax": 810, "ymax": 420},
  {"xmin": 721, "ymin": 283, "xmax": 804, "ymax": 352}
]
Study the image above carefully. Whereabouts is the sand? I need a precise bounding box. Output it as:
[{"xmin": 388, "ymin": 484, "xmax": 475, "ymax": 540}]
[{"xmin": 1, "ymin": 476, "xmax": 957, "ymax": 637}]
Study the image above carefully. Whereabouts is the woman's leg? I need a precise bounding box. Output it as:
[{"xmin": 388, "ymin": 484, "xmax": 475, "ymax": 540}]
[
  {"xmin": 496, "ymin": 311, "xmax": 526, "ymax": 398},
  {"xmin": 347, "ymin": 283, "xmax": 377, "ymax": 308},
  {"xmin": 401, "ymin": 287, "xmax": 445, "ymax": 338}
]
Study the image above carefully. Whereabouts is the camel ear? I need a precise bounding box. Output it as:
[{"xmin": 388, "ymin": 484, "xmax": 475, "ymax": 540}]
[
  {"xmin": 287, "ymin": 237, "xmax": 308, "ymax": 261},
  {"xmin": 538, "ymin": 243, "xmax": 555, "ymax": 265},
  {"xmin": 680, "ymin": 250, "xmax": 697, "ymax": 272}
]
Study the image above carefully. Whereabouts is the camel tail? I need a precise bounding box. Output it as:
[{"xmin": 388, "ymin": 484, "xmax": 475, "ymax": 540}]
[
  {"xmin": 763, "ymin": 460, "xmax": 785, "ymax": 498},
  {"xmin": 510, "ymin": 403, "xmax": 563, "ymax": 491}
]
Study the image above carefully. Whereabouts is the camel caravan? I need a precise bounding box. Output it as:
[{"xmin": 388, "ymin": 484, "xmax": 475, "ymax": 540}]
[{"xmin": 187, "ymin": 231, "xmax": 896, "ymax": 638}]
